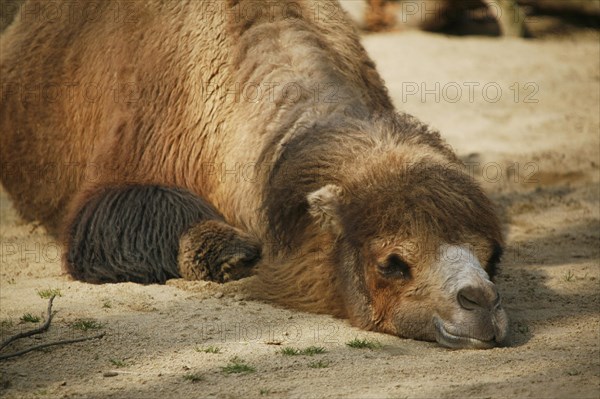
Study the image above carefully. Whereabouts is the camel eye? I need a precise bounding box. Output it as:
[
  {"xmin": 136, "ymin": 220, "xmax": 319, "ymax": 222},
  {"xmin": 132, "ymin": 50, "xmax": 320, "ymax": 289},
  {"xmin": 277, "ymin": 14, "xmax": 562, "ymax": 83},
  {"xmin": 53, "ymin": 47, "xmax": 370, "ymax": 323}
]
[{"xmin": 378, "ymin": 254, "xmax": 411, "ymax": 279}]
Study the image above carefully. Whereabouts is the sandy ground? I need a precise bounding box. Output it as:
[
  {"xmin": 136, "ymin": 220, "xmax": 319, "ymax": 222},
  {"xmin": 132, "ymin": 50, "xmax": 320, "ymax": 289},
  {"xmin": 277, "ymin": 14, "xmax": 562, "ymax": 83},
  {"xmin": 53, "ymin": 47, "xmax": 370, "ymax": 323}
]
[{"xmin": 1, "ymin": 27, "xmax": 599, "ymax": 399}]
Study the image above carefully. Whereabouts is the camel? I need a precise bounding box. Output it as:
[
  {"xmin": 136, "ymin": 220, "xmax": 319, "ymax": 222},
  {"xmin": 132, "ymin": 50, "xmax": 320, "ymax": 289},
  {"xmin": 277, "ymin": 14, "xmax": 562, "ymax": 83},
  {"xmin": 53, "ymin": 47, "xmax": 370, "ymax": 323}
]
[{"xmin": 0, "ymin": 0, "xmax": 508, "ymax": 348}]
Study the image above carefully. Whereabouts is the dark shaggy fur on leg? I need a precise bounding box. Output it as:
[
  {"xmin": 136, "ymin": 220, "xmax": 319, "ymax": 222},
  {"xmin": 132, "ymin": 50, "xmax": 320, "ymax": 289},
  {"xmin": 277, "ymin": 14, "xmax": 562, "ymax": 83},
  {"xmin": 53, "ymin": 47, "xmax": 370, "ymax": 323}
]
[
  {"xmin": 178, "ymin": 220, "xmax": 261, "ymax": 283},
  {"xmin": 64, "ymin": 185, "xmax": 225, "ymax": 284}
]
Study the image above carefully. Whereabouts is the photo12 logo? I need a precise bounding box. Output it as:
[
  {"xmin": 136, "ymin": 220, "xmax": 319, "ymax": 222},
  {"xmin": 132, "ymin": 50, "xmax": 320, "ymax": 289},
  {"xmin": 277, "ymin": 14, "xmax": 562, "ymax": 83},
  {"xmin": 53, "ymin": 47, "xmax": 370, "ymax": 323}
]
[
  {"xmin": 1, "ymin": 1, "xmax": 140, "ymax": 25},
  {"xmin": 401, "ymin": 81, "xmax": 540, "ymax": 104}
]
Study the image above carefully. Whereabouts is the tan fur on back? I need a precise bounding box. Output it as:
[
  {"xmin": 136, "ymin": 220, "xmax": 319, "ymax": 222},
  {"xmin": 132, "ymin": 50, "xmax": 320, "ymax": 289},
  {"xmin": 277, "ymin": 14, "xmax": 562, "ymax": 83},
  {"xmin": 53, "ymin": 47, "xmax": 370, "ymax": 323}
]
[{"xmin": 1, "ymin": 0, "xmax": 388, "ymax": 233}]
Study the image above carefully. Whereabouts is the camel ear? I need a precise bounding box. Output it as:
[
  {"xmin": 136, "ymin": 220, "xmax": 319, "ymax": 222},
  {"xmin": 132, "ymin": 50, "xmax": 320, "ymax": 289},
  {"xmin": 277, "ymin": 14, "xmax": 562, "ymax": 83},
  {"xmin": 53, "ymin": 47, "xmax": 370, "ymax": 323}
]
[{"xmin": 307, "ymin": 184, "xmax": 343, "ymax": 234}]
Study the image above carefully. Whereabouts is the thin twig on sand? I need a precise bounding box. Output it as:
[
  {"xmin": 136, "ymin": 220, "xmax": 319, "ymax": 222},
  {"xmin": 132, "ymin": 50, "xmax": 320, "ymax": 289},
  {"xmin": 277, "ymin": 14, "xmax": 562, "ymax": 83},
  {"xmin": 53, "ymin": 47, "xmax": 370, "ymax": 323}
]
[
  {"xmin": 0, "ymin": 295, "xmax": 56, "ymax": 351},
  {"xmin": 0, "ymin": 295, "xmax": 105, "ymax": 360}
]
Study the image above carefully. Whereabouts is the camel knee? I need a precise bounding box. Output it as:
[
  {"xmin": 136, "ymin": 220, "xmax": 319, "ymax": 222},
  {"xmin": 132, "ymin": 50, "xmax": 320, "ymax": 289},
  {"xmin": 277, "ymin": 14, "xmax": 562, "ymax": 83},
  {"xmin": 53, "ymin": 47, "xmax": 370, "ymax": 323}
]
[{"xmin": 178, "ymin": 220, "xmax": 261, "ymax": 283}]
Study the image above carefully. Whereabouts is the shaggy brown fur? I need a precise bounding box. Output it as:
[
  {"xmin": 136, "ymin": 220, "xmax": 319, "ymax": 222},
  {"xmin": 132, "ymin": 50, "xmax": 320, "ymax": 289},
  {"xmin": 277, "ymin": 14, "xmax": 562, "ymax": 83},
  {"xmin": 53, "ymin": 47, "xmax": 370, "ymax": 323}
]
[
  {"xmin": 1, "ymin": 0, "xmax": 506, "ymax": 347},
  {"xmin": 179, "ymin": 220, "xmax": 261, "ymax": 283}
]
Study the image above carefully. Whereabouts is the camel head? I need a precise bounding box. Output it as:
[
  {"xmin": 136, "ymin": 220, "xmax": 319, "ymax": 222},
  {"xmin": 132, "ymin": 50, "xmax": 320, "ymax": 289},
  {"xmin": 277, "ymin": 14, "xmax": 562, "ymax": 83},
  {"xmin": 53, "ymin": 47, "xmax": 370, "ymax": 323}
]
[{"xmin": 307, "ymin": 158, "xmax": 508, "ymax": 349}]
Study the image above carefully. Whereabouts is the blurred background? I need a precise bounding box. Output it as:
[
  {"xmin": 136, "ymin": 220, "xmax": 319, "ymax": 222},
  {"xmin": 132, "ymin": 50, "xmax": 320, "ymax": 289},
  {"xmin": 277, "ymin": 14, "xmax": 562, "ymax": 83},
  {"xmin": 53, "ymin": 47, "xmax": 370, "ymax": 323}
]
[{"xmin": 341, "ymin": 0, "xmax": 599, "ymax": 37}]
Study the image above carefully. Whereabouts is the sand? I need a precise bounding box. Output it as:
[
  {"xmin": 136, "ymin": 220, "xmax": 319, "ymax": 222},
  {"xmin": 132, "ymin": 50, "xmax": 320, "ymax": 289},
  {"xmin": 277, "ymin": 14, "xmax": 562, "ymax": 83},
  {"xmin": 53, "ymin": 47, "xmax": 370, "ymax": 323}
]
[{"xmin": 0, "ymin": 28, "xmax": 599, "ymax": 399}]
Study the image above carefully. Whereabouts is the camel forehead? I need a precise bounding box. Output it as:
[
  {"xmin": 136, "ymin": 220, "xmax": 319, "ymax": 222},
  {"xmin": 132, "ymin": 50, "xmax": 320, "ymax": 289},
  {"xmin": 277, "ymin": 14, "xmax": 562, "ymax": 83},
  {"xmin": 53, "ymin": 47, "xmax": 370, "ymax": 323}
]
[{"xmin": 341, "ymin": 169, "xmax": 502, "ymax": 247}]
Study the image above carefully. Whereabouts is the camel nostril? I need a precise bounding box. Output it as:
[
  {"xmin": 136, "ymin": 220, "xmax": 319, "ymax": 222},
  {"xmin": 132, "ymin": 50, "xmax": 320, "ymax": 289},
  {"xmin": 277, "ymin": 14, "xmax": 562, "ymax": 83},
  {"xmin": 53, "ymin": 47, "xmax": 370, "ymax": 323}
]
[{"xmin": 457, "ymin": 286, "xmax": 485, "ymax": 311}]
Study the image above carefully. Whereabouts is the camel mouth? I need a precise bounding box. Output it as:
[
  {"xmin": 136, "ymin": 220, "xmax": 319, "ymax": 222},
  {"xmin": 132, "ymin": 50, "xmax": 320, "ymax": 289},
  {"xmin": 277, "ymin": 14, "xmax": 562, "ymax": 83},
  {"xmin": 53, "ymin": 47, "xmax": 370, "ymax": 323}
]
[{"xmin": 433, "ymin": 316, "xmax": 496, "ymax": 350}]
